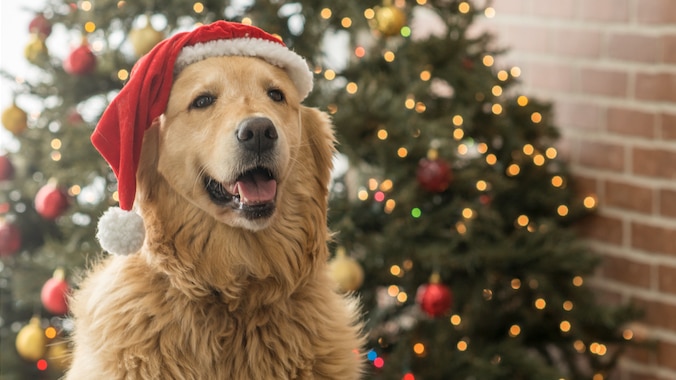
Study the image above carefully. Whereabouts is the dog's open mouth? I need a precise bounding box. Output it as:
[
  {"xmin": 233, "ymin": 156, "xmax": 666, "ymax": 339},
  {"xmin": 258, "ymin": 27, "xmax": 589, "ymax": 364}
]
[{"xmin": 204, "ymin": 167, "xmax": 277, "ymax": 219}]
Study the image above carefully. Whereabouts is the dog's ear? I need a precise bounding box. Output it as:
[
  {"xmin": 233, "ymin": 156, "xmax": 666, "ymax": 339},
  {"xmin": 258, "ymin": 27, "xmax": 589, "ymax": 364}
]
[
  {"xmin": 300, "ymin": 106, "xmax": 336, "ymax": 192},
  {"xmin": 136, "ymin": 117, "xmax": 162, "ymax": 203}
]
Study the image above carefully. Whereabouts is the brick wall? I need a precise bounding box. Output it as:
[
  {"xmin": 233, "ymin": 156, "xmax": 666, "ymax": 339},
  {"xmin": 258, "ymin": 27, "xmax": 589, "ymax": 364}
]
[{"xmin": 476, "ymin": 1, "xmax": 676, "ymax": 379}]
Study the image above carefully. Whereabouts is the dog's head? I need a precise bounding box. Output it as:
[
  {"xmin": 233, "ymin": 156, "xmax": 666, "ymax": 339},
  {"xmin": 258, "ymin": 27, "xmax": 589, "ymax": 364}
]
[{"xmin": 138, "ymin": 55, "xmax": 332, "ymax": 232}]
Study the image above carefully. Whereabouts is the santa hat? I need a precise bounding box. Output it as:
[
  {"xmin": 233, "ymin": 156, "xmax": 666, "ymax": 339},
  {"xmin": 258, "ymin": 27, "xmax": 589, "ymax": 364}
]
[{"xmin": 93, "ymin": 21, "xmax": 313, "ymax": 255}]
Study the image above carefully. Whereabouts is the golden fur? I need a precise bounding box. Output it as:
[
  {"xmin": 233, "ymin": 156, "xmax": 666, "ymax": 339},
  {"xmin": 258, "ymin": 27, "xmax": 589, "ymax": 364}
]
[{"xmin": 66, "ymin": 56, "xmax": 365, "ymax": 379}]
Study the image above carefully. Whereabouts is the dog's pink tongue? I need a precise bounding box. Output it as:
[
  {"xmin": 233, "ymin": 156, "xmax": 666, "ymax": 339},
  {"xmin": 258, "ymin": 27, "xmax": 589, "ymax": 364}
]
[{"xmin": 235, "ymin": 173, "xmax": 277, "ymax": 204}]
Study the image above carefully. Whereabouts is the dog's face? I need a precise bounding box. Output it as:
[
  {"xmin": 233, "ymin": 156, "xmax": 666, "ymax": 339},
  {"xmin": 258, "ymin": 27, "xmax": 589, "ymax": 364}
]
[{"xmin": 154, "ymin": 56, "xmax": 303, "ymax": 231}]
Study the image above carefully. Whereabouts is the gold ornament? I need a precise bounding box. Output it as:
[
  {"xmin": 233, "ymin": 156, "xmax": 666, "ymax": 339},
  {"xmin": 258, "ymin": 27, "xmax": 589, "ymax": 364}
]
[
  {"xmin": 129, "ymin": 16, "xmax": 165, "ymax": 57},
  {"xmin": 373, "ymin": 4, "xmax": 407, "ymax": 37},
  {"xmin": 15, "ymin": 317, "xmax": 47, "ymax": 361},
  {"xmin": 24, "ymin": 33, "xmax": 49, "ymax": 65},
  {"xmin": 46, "ymin": 339, "xmax": 71, "ymax": 370},
  {"xmin": 328, "ymin": 247, "xmax": 364, "ymax": 292},
  {"xmin": 2, "ymin": 102, "xmax": 28, "ymax": 135}
]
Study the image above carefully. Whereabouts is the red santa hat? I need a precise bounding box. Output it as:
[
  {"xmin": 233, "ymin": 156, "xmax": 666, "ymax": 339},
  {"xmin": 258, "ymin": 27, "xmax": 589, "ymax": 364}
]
[{"xmin": 93, "ymin": 21, "xmax": 313, "ymax": 255}]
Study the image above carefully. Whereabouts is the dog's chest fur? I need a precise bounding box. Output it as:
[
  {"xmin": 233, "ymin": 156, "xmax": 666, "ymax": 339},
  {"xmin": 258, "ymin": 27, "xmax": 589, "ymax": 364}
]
[{"xmin": 68, "ymin": 253, "xmax": 362, "ymax": 379}]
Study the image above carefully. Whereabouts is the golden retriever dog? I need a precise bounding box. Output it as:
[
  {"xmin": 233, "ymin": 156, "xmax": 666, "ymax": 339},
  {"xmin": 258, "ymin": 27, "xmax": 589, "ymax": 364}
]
[{"xmin": 65, "ymin": 55, "xmax": 365, "ymax": 379}]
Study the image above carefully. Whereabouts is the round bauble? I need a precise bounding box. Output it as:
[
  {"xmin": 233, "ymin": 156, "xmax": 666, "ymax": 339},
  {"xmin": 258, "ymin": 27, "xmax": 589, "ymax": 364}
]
[
  {"xmin": 63, "ymin": 42, "xmax": 97, "ymax": 75},
  {"xmin": 374, "ymin": 5, "xmax": 407, "ymax": 37},
  {"xmin": 129, "ymin": 21, "xmax": 165, "ymax": 57},
  {"xmin": 416, "ymin": 156, "xmax": 452, "ymax": 193},
  {"xmin": 416, "ymin": 275, "xmax": 453, "ymax": 317},
  {"xmin": 0, "ymin": 220, "xmax": 21, "ymax": 257},
  {"xmin": 41, "ymin": 269, "xmax": 69, "ymax": 315},
  {"xmin": 328, "ymin": 248, "xmax": 364, "ymax": 292},
  {"xmin": 46, "ymin": 339, "xmax": 71, "ymax": 370},
  {"xmin": 24, "ymin": 33, "xmax": 49, "ymax": 66},
  {"xmin": 2, "ymin": 103, "xmax": 28, "ymax": 135},
  {"xmin": 0, "ymin": 155, "xmax": 14, "ymax": 181},
  {"xmin": 35, "ymin": 183, "xmax": 69, "ymax": 220},
  {"xmin": 29, "ymin": 13, "xmax": 52, "ymax": 38},
  {"xmin": 16, "ymin": 317, "xmax": 47, "ymax": 361}
]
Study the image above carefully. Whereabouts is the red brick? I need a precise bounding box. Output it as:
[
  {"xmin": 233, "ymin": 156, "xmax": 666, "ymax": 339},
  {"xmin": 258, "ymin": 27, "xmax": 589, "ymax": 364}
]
[
  {"xmin": 608, "ymin": 33, "xmax": 661, "ymax": 63},
  {"xmin": 600, "ymin": 255, "xmax": 652, "ymax": 288},
  {"xmin": 578, "ymin": 214, "xmax": 623, "ymax": 245},
  {"xmin": 635, "ymin": 72, "xmax": 676, "ymax": 103},
  {"xmin": 608, "ymin": 107, "xmax": 656, "ymax": 138},
  {"xmin": 638, "ymin": 297, "xmax": 676, "ymax": 331},
  {"xmin": 637, "ymin": 0, "xmax": 676, "ymax": 24},
  {"xmin": 631, "ymin": 221, "xmax": 676, "ymax": 256},
  {"xmin": 576, "ymin": 140, "xmax": 625, "ymax": 172},
  {"xmin": 552, "ymin": 28, "xmax": 602, "ymax": 58},
  {"xmin": 657, "ymin": 340, "xmax": 676, "ymax": 371},
  {"xmin": 658, "ymin": 265, "xmax": 676, "ymax": 295},
  {"xmin": 580, "ymin": 67, "xmax": 628, "ymax": 98},
  {"xmin": 660, "ymin": 112, "xmax": 676, "ymax": 141},
  {"xmin": 604, "ymin": 180, "xmax": 654, "ymax": 213},
  {"xmin": 632, "ymin": 147, "xmax": 676, "ymax": 179},
  {"xmin": 659, "ymin": 189, "xmax": 676, "ymax": 217},
  {"xmin": 532, "ymin": 0, "xmax": 576, "ymax": 18},
  {"xmin": 554, "ymin": 101, "xmax": 604, "ymax": 131},
  {"xmin": 528, "ymin": 62, "xmax": 575, "ymax": 92},
  {"xmin": 662, "ymin": 34, "xmax": 676, "ymax": 64},
  {"xmin": 580, "ymin": 0, "xmax": 630, "ymax": 22},
  {"xmin": 506, "ymin": 24, "xmax": 550, "ymax": 54},
  {"xmin": 573, "ymin": 174, "xmax": 599, "ymax": 199}
]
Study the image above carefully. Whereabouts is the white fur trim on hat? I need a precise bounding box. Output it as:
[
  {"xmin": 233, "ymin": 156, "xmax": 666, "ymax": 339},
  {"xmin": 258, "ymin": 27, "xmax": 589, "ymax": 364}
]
[
  {"xmin": 175, "ymin": 38, "xmax": 314, "ymax": 100},
  {"xmin": 96, "ymin": 207, "xmax": 145, "ymax": 255}
]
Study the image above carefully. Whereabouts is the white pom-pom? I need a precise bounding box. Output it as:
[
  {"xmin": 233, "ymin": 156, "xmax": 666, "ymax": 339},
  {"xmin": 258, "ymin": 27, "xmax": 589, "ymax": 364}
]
[{"xmin": 96, "ymin": 207, "xmax": 145, "ymax": 255}]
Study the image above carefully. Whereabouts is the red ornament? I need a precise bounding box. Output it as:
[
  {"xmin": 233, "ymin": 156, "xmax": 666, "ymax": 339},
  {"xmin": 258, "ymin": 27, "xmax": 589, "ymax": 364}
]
[
  {"xmin": 417, "ymin": 154, "xmax": 452, "ymax": 193},
  {"xmin": 0, "ymin": 220, "xmax": 21, "ymax": 257},
  {"xmin": 29, "ymin": 13, "xmax": 52, "ymax": 38},
  {"xmin": 416, "ymin": 274, "xmax": 453, "ymax": 317},
  {"xmin": 0, "ymin": 155, "xmax": 14, "ymax": 181},
  {"xmin": 35, "ymin": 183, "xmax": 69, "ymax": 220},
  {"xmin": 63, "ymin": 41, "xmax": 97, "ymax": 75},
  {"xmin": 41, "ymin": 269, "xmax": 69, "ymax": 315}
]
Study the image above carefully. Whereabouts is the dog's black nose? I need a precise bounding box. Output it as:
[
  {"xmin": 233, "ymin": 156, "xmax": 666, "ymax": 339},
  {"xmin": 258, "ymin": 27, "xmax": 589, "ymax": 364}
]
[{"xmin": 236, "ymin": 117, "xmax": 278, "ymax": 154}]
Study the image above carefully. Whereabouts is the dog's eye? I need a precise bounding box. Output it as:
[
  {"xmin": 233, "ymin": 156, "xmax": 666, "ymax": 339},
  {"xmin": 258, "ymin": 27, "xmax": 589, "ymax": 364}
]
[
  {"xmin": 190, "ymin": 94, "xmax": 216, "ymax": 109},
  {"xmin": 267, "ymin": 89, "xmax": 285, "ymax": 103}
]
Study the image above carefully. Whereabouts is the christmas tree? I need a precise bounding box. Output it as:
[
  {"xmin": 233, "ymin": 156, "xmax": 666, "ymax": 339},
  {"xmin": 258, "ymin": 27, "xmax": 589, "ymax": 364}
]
[{"xmin": 0, "ymin": 1, "xmax": 638, "ymax": 379}]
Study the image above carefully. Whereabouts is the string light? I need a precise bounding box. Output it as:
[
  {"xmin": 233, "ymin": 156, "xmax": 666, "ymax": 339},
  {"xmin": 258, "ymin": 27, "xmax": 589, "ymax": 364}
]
[
  {"xmin": 388, "ymin": 285, "xmax": 399, "ymax": 297},
  {"xmin": 324, "ymin": 69, "xmax": 336, "ymax": 80},
  {"xmin": 509, "ymin": 325, "xmax": 521, "ymax": 337},
  {"xmin": 533, "ymin": 154, "xmax": 545, "ymax": 166},
  {"xmin": 482, "ymin": 289, "xmax": 493, "ymax": 300},
  {"xmin": 455, "ymin": 221, "xmax": 467, "ymax": 234},
  {"xmin": 452, "ymin": 115, "xmax": 463, "ymax": 126},
  {"xmin": 450, "ymin": 314, "xmax": 462, "ymax": 325},
  {"xmin": 523, "ymin": 144, "xmax": 534, "ymax": 155},
  {"xmin": 457, "ymin": 340, "xmax": 468, "ymax": 351},
  {"xmin": 400, "ymin": 26, "xmax": 411, "ymax": 37},
  {"xmin": 546, "ymin": 147, "xmax": 558, "ymax": 159},
  {"xmin": 50, "ymin": 139, "xmax": 62, "ymax": 150},
  {"xmin": 358, "ymin": 189, "xmax": 368, "ymax": 201},
  {"xmin": 380, "ymin": 179, "xmax": 393, "ymax": 192},
  {"xmin": 517, "ymin": 95, "xmax": 529, "ymax": 106},
  {"xmin": 485, "ymin": 154, "xmax": 497, "ymax": 165},
  {"xmin": 384, "ymin": 199, "xmax": 396, "ymax": 213},
  {"xmin": 453, "ymin": 128, "xmax": 464, "ymax": 140},
  {"xmin": 118, "ymin": 69, "xmax": 129, "ymax": 81},
  {"xmin": 574, "ymin": 340, "xmax": 586, "ymax": 353},
  {"xmin": 84, "ymin": 21, "xmax": 96, "ymax": 33},
  {"xmin": 563, "ymin": 300, "xmax": 574, "ymax": 311},
  {"xmin": 37, "ymin": 359, "xmax": 48, "ymax": 371},
  {"xmin": 320, "ymin": 8, "xmax": 332, "ymax": 19},
  {"xmin": 346, "ymin": 82, "xmax": 358, "ymax": 94},
  {"xmin": 397, "ymin": 291, "xmax": 408, "ymax": 303},
  {"xmin": 589, "ymin": 342, "xmax": 607, "ymax": 356},
  {"xmin": 241, "ymin": 17, "xmax": 252, "ymax": 25},
  {"xmin": 484, "ymin": 7, "xmax": 496, "ymax": 18},
  {"xmin": 583, "ymin": 196, "xmax": 597, "ymax": 209},
  {"xmin": 405, "ymin": 96, "xmax": 415, "ymax": 109},
  {"xmin": 511, "ymin": 278, "xmax": 521, "ymax": 289},
  {"xmin": 420, "ymin": 70, "xmax": 431, "ymax": 81},
  {"xmin": 572, "ymin": 276, "xmax": 584, "ymax": 287},
  {"xmin": 416, "ymin": 0, "xmax": 427, "ymax": 4},
  {"xmin": 415, "ymin": 102, "xmax": 426, "ymax": 113},
  {"xmin": 510, "ymin": 66, "xmax": 522, "ymax": 77},
  {"xmin": 560, "ymin": 320, "xmax": 572, "ymax": 333},
  {"xmin": 413, "ymin": 343, "xmax": 425, "ymax": 356},
  {"xmin": 403, "ymin": 373, "xmax": 415, "ymax": 380},
  {"xmin": 622, "ymin": 329, "xmax": 634, "ymax": 340},
  {"xmin": 51, "ymin": 151, "xmax": 62, "ymax": 161},
  {"xmin": 384, "ymin": 51, "xmax": 395, "ymax": 62},
  {"xmin": 193, "ymin": 2, "xmax": 204, "ymax": 13},
  {"xmin": 462, "ymin": 207, "xmax": 474, "ymax": 219},
  {"xmin": 477, "ymin": 142, "xmax": 488, "ymax": 153},
  {"xmin": 81, "ymin": 1, "xmax": 92, "ymax": 11},
  {"xmin": 68, "ymin": 185, "xmax": 81, "ymax": 196},
  {"xmin": 557, "ymin": 205, "xmax": 569, "ymax": 216},
  {"xmin": 506, "ymin": 163, "xmax": 520, "ymax": 176},
  {"xmin": 341, "ymin": 17, "xmax": 352, "ymax": 28},
  {"xmin": 534, "ymin": 298, "xmax": 546, "ymax": 310},
  {"xmin": 411, "ymin": 208, "xmax": 422, "ymax": 218},
  {"xmin": 457, "ymin": 144, "xmax": 468, "ymax": 155},
  {"xmin": 476, "ymin": 180, "xmax": 487, "ymax": 191},
  {"xmin": 516, "ymin": 215, "xmax": 529, "ymax": 227},
  {"xmin": 497, "ymin": 70, "xmax": 508, "ymax": 81},
  {"xmin": 397, "ymin": 147, "xmax": 408, "ymax": 158},
  {"xmin": 355, "ymin": 46, "xmax": 366, "ymax": 58},
  {"xmin": 491, "ymin": 85, "xmax": 502, "ymax": 96},
  {"xmin": 368, "ymin": 178, "xmax": 378, "ymax": 191},
  {"xmin": 491, "ymin": 104, "xmax": 502, "ymax": 114},
  {"xmin": 44, "ymin": 326, "xmax": 57, "ymax": 339},
  {"xmin": 458, "ymin": 2, "xmax": 470, "ymax": 13},
  {"xmin": 390, "ymin": 265, "xmax": 402, "ymax": 276},
  {"xmin": 482, "ymin": 55, "xmax": 494, "ymax": 67},
  {"xmin": 551, "ymin": 175, "xmax": 564, "ymax": 187},
  {"xmin": 364, "ymin": 8, "xmax": 375, "ymax": 19},
  {"xmin": 531, "ymin": 112, "xmax": 542, "ymax": 123}
]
